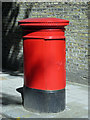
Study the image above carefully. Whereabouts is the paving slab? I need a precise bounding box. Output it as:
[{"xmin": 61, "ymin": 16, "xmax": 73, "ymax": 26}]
[{"xmin": 0, "ymin": 72, "xmax": 88, "ymax": 119}]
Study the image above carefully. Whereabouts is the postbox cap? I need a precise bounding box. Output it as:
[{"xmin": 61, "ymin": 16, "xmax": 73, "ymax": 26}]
[
  {"xmin": 19, "ymin": 17, "xmax": 69, "ymax": 23},
  {"xmin": 18, "ymin": 17, "xmax": 69, "ymax": 27}
]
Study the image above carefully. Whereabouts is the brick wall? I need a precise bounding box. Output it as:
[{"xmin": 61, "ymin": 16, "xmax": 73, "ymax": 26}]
[{"xmin": 2, "ymin": 2, "xmax": 89, "ymax": 84}]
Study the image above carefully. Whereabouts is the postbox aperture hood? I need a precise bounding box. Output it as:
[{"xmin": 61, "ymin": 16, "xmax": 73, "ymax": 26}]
[{"xmin": 18, "ymin": 17, "xmax": 69, "ymax": 40}]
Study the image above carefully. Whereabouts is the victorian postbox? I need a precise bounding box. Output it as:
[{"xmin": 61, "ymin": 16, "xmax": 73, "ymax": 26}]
[{"xmin": 18, "ymin": 17, "xmax": 69, "ymax": 113}]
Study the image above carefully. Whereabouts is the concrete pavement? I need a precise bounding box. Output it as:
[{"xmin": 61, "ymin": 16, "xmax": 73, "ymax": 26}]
[{"xmin": 0, "ymin": 71, "xmax": 88, "ymax": 119}]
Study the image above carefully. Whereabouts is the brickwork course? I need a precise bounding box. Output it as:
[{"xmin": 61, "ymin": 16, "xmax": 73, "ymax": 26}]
[{"xmin": 2, "ymin": 2, "xmax": 89, "ymax": 85}]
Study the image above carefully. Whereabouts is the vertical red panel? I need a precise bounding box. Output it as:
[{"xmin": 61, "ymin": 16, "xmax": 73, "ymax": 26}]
[{"xmin": 24, "ymin": 39, "xmax": 66, "ymax": 90}]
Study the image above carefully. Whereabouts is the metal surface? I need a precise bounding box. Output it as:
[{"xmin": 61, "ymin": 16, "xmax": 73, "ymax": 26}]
[
  {"xmin": 23, "ymin": 38, "xmax": 66, "ymax": 90},
  {"xmin": 23, "ymin": 86, "xmax": 65, "ymax": 113},
  {"xmin": 18, "ymin": 17, "xmax": 69, "ymax": 28},
  {"xmin": 18, "ymin": 18, "xmax": 69, "ymax": 90},
  {"xmin": 18, "ymin": 17, "xmax": 69, "ymax": 112},
  {"xmin": 19, "ymin": 17, "xmax": 69, "ymax": 23}
]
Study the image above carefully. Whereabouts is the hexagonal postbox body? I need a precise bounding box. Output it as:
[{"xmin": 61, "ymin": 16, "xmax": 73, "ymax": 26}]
[{"xmin": 18, "ymin": 18, "xmax": 69, "ymax": 113}]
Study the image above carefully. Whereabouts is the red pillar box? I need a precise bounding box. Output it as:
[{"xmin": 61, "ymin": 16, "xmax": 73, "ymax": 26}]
[{"xmin": 18, "ymin": 18, "xmax": 69, "ymax": 113}]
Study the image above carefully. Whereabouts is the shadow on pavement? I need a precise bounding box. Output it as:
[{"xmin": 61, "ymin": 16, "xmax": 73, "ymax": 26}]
[
  {"xmin": 2, "ymin": 69, "xmax": 24, "ymax": 77},
  {"xmin": 1, "ymin": 92, "xmax": 22, "ymax": 106}
]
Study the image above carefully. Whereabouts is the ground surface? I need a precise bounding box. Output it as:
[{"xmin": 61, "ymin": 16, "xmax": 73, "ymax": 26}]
[{"xmin": 0, "ymin": 71, "xmax": 88, "ymax": 119}]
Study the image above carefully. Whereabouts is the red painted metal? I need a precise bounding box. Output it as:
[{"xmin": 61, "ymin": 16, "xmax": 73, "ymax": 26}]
[
  {"xmin": 19, "ymin": 17, "xmax": 69, "ymax": 24},
  {"xmin": 18, "ymin": 18, "xmax": 69, "ymax": 90}
]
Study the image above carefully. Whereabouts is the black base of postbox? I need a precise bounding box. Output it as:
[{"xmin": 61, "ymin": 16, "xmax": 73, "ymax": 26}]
[{"xmin": 23, "ymin": 86, "xmax": 65, "ymax": 113}]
